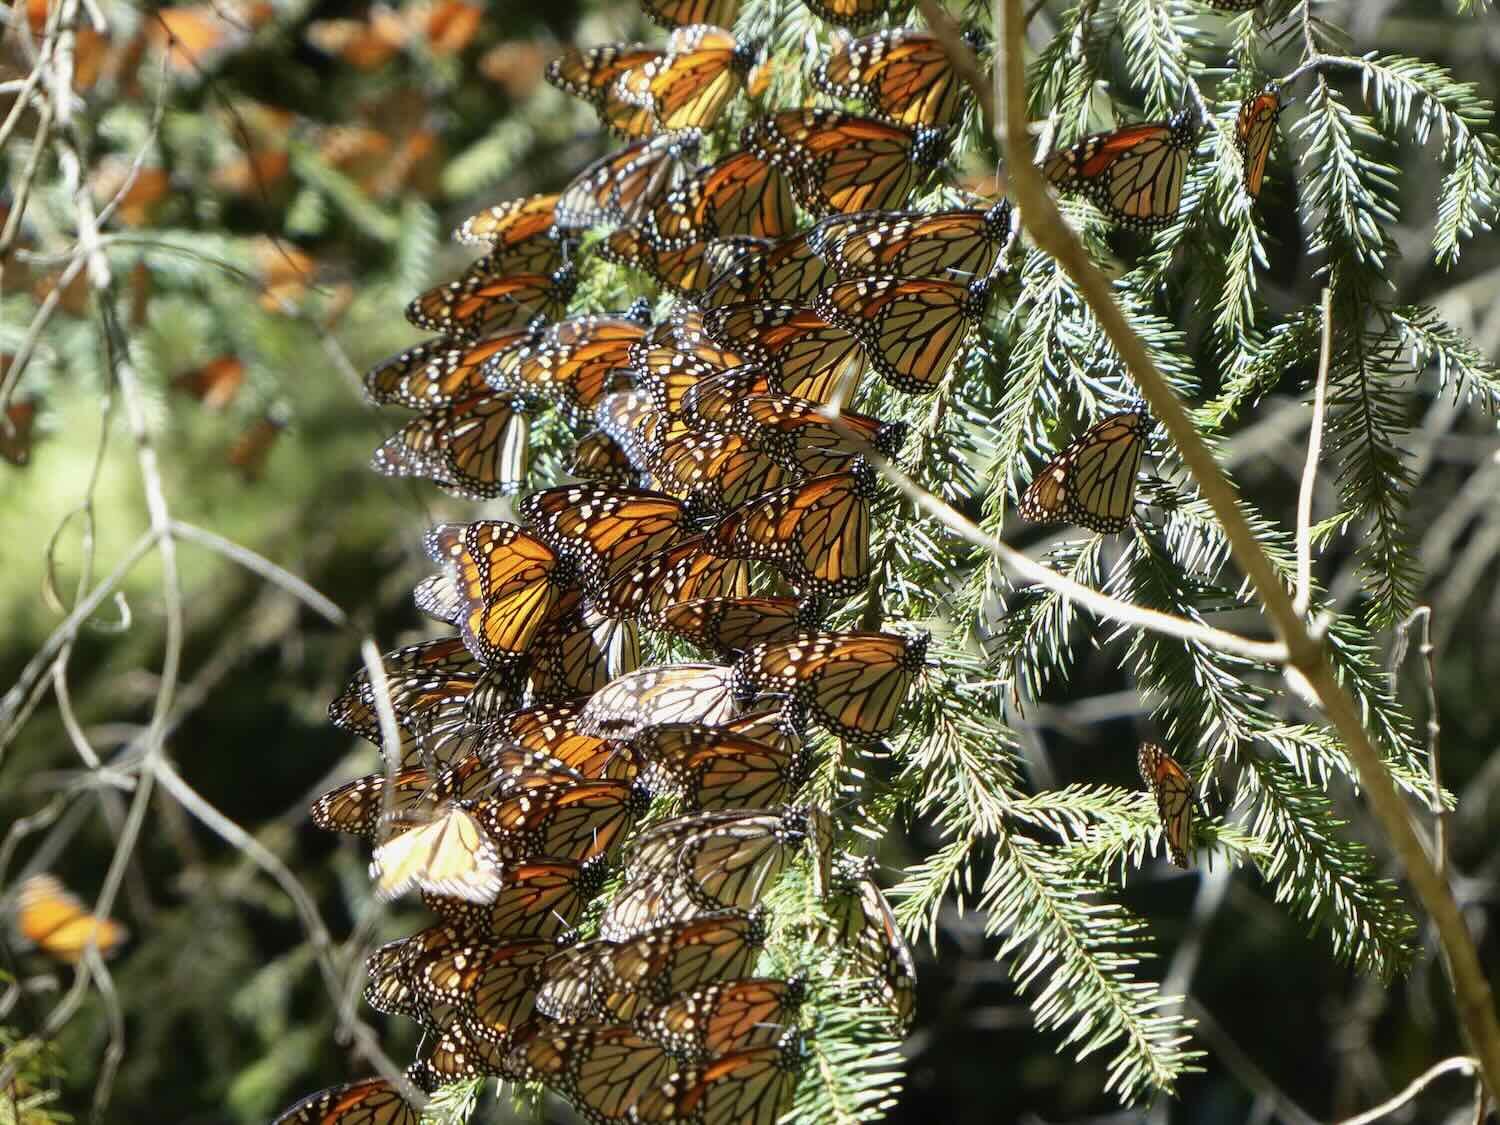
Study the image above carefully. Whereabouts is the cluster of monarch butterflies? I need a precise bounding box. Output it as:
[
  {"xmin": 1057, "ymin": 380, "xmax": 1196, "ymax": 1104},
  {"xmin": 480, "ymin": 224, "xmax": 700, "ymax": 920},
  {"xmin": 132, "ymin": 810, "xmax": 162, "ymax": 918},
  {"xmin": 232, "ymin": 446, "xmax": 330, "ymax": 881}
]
[{"xmin": 275, "ymin": 0, "xmax": 1286, "ymax": 1117}]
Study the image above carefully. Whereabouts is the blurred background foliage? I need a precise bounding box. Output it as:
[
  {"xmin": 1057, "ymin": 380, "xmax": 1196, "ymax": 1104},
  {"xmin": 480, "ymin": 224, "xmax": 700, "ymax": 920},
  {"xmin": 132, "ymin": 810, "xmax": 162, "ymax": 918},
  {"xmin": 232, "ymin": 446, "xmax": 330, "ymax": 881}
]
[{"xmin": 1, "ymin": 0, "xmax": 1499, "ymax": 1123}]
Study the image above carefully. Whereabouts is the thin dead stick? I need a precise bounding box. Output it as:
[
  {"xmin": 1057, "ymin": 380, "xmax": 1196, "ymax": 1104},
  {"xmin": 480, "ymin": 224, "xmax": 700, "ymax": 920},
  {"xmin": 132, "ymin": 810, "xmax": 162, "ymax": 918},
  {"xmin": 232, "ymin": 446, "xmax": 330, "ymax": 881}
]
[
  {"xmin": 1295, "ymin": 288, "xmax": 1334, "ymax": 617},
  {"xmin": 168, "ymin": 520, "xmax": 349, "ymax": 628},
  {"xmin": 984, "ymin": 0, "xmax": 1500, "ymax": 1099},
  {"xmin": 1335, "ymin": 1055, "xmax": 1478, "ymax": 1125},
  {"xmin": 1392, "ymin": 606, "xmax": 1446, "ymax": 876}
]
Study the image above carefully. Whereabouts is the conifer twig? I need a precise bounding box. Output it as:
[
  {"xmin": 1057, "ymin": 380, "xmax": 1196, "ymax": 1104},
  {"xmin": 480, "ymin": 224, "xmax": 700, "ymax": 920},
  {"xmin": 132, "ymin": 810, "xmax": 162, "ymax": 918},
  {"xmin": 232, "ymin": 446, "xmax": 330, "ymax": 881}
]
[
  {"xmin": 977, "ymin": 0, "xmax": 1500, "ymax": 1100},
  {"xmin": 1295, "ymin": 288, "xmax": 1334, "ymax": 617}
]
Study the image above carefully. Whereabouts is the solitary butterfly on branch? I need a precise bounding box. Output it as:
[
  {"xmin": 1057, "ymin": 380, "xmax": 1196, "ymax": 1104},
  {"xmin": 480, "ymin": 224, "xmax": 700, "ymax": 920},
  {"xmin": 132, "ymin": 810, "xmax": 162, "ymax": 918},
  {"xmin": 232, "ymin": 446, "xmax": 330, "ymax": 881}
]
[
  {"xmin": 701, "ymin": 301, "xmax": 866, "ymax": 404},
  {"xmin": 556, "ymin": 130, "xmax": 703, "ymax": 233},
  {"xmin": 813, "ymin": 201, "xmax": 1011, "ymax": 282},
  {"xmin": 16, "ymin": 874, "xmax": 128, "ymax": 963},
  {"xmin": 369, "ymin": 802, "xmax": 503, "ymax": 903},
  {"xmin": 746, "ymin": 108, "xmax": 947, "ymax": 215},
  {"xmin": 1138, "ymin": 741, "xmax": 1195, "ymax": 868},
  {"xmin": 505, "ymin": 1024, "xmax": 677, "ymax": 1121},
  {"xmin": 364, "ymin": 328, "xmax": 537, "ymax": 409},
  {"xmin": 272, "ymin": 1077, "xmax": 419, "ymax": 1125},
  {"xmin": 455, "ymin": 190, "xmax": 561, "ymax": 248},
  {"xmin": 639, "ymin": 25, "xmax": 764, "ymax": 132},
  {"xmin": 226, "ymin": 409, "xmax": 287, "ymax": 481},
  {"xmin": 519, "ymin": 484, "xmax": 687, "ymax": 585},
  {"xmin": 646, "ymin": 148, "xmax": 797, "ymax": 249},
  {"xmin": 406, "ymin": 263, "xmax": 576, "ymax": 341},
  {"xmin": 172, "ymin": 355, "xmax": 245, "ymax": 409},
  {"xmin": 635, "ymin": 977, "xmax": 807, "ymax": 1062},
  {"xmin": 630, "ymin": 1031, "xmax": 806, "ymax": 1124},
  {"xmin": 707, "ymin": 456, "xmax": 878, "ymax": 597},
  {"xmin": 578, "ymin": 663, "xmax": 739, "ymax": 740},
  {"xmin": 371, "ymin": 393, "xmax": 530, "ymax": 499},
  {"xmin": 1041, "ymin": 111, "xmax": 1199, "ymax": 229},
  {"xmin": 1018, "ymin": 405, "xmax": 1150, "ymax": 534},
  {"xmin": 814, "ymin": 28, "xmax": 971, "ymax": 128},
  {"xmin": 731, "ymin": 630, "xmax": 926, "ymax": 743},
  {"xmin": 1235, "ymin": 85, "xmax": 1282, "ymax": 199}
]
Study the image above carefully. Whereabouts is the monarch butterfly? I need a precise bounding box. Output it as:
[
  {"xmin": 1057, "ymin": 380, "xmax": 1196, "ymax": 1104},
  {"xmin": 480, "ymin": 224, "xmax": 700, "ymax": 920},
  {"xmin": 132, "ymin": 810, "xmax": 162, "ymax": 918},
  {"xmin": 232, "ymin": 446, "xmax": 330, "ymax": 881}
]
[
  {"xmin": 657, "ymin": 305, "xmax": 751, "ymax": 367},
  {"xmin": 373, "ymin": 930, "xmax": 554, "ymax": 1038},
  {"xmin": 371, "ymin": 392, "xmax": 530, "ymax": 500},
  {"xmin": 471, "ymin": 779, "xmax": 652, "ymax": 863},
  {"xmin": 604, "ymin": 809, "xmax": 809, "ymax": 939},
  {"xmin": 570, "ymin": 429, "xmax": 638, "ymax": 486},
  {"xmin": 413, "ymin": 1018, "xmax": 513, "ymax": 1086},
  {"xmin": 424, "ymin": 857, "xmax": 611, "ymax": 940},
  {"xmin": 594, "ymin": 908, "xmax": 769, "ymax": 1020},
  {"xmin": 533, "ymin": 938, "xmax": 619, "ymax": 1023},
  {"xmin": 635, "ymin": 977, "xmax": 807, "ymax": 1062},
  {"xmin": 363, "ymin": 328, "xmax": 537, "ymax": 410},
  {"xmin": 1041, "ymin": 111, "xmax": 1198, "ymax": 229},
  {"xmin": 629, "ymin": 344, "xmax": 731, "ymax": 415},
  {"xmin": 645, "ymin": 148, "xmax": 796, "ymax": 249},
  {"xmin": 364, "ymin": 925, "xmax": 459, "ymax": 1023},
  {"xmin": 15, "ymin": 874, "xmax": 128, "ymax": 963},
  {"xmin": 735, "ymin": 395, "xmax": 908, "ymax": 476},
  {"xmin": 405, "ymin": 263, "xmax": 576, "ymax": 342},
  {"xmin": 272, "ymin": 1077, "xmax": 420, "ymax": 1125},
  {"xmin": 649, "ymin": 431, "xmax": 789, "ymax": 518},
  {"xmin": 707, "ymin": 456, "xmax": 878, "ymax": 597},
  {"xmin": 519, "ymin": 484, "xmax": 686, "ymax": 584},
  {"xmin": 432, "ymin": 744, "xmax": 589, "ymax": 805},
  {"xmin": 505, "ymin": 1025, "xmax": 677, "ymax": 1121},
  {"xmin": 455, "ymin": 191, "xmax": 561, "ymax": 248},
  {"xmin": 1018, "ymin": 405, "xmax": 1150, "ymax": 534},
  {"xmin": 816, "ymin": 275, "xmax": 992, "ymax": 395},
  {"xmin": 309, "ymin": 768, "xmax": 436, "ymax": 839},
  {"xmin": 426, "ymin": 520, "xmax": 573, "ymax": 664},
  {"xmin": 1236, "ymin": 85, "xmax": 1282, "ymax": 199},
  {"xmin": 327, "ymin": 645, "xmax": 488, "ymax": 769},
  {"xmin": 556, "ymin": 130, "xmax": 703, "ymax": 233},
  {"xmin": 1206, "ymin": 0, "xmax": 1260, "ymax": 8},
  {"xmin": 814, "ymin": 28, "xmax": 970, "ymax": 128},
  {"xmin": 369, "ymin": 802, "xmax": 503, "ymax": 903},
  {"xmin": 172, "ymin": 355, "xmax": 245, "ymax": 409},
  {"xmin": 630, "ymin": 1031, "xmax": 806, "ymax": 1124},
  {"xmin": 1138, "ymin": 741, "xmax": 1195, "ymax": 868},
  {"xmin": 632, "ymin": 723, "xmax": 810, "ymax": 809},
  {"xmin": 545, "ymin": 41, "xmax": 661, "ymax": 111},
  {"xmin": 577, "ymin": 663, "xmax": 740, "ymax": 740},
  {"xmin": 592, "ymin": 389, "xmax": 666, "ymax": 474},
  {"xmin": 599, "ymin": 226, "xmax": 746, "ymax": 298},
  {"xmin": 745, "ymin": 108, "xmax": 947, "ymax": 215},
  {"xmin": 603, "ymin": 65, "xmax": 664, "ymax": 139},
  {"xmin": 642, "ymin": 0, "xmax": 741, "ymax": 27},
  {"xmin": 654, "ymin": 596, "xmax": 814, "ymax": 658},
  {"xmin": 677, "ymin": 367, "xmax": 776, "ymax": 432},
  {"xmin": 731, "ymin": 630, "xmax": 927, "ymax": 743},
  {"xmin": 703, "ymin": 229, "xmax": 839, "ymax": 306},
  {"xmin": 485, "ymin": 313, "xmax": 648, "ymax": 426},
  {"xmin": 701, "ymin": 301, "xmax": 866, "ymax": 404},
  {"xmin": 593, "ymin": 534, "xmax": 752, "ymax": 622},
  {"xmin": 0, "ymin": 398, "xmax": 37, "ymax": 466},
  {"xmin": 813, "ymin": 201, "xmax": 1011, "ymax": 282},
  {"xmin": 526, "ymin": 588, "xmax": 643, "ymax": 702},
  {"xmin": 639, "ymin": 25, "xmax": 762, "ymax": 132},
  {"xmin": 486, "ymin": 699, "xmax": 639, "ymax": 780},
  {"xmin": 820, "ymin": 857, "xmax": 916, "ymax": 1028}
]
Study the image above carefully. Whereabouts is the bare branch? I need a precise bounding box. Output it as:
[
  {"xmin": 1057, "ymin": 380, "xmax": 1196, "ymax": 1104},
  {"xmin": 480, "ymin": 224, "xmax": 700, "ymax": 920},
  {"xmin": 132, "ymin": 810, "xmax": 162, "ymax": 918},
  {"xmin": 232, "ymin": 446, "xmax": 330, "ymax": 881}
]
[
  {"xmin": 1295, "ymin": 288, "xmax": 1334, "ymax": 617},
  {"xmin": 1336, "ymin": 1055, "xmax": 1479, "ymax": 1125}
]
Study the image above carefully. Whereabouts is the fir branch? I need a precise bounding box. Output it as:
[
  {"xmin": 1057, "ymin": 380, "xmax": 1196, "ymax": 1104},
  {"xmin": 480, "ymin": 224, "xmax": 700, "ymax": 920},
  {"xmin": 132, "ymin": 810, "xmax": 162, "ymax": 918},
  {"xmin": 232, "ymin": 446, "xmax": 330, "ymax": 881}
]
[
  {"xmin": 1238, "ymin": 756, "xmax": 1415, "ymax": 980},
  {"xmin": 981, "ymin": 833, "xmax": 1199, "ymax": 1100},
  {"xmin": 1389, "ymin": 303, "xmax": 1500, "ymax": 410}
]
